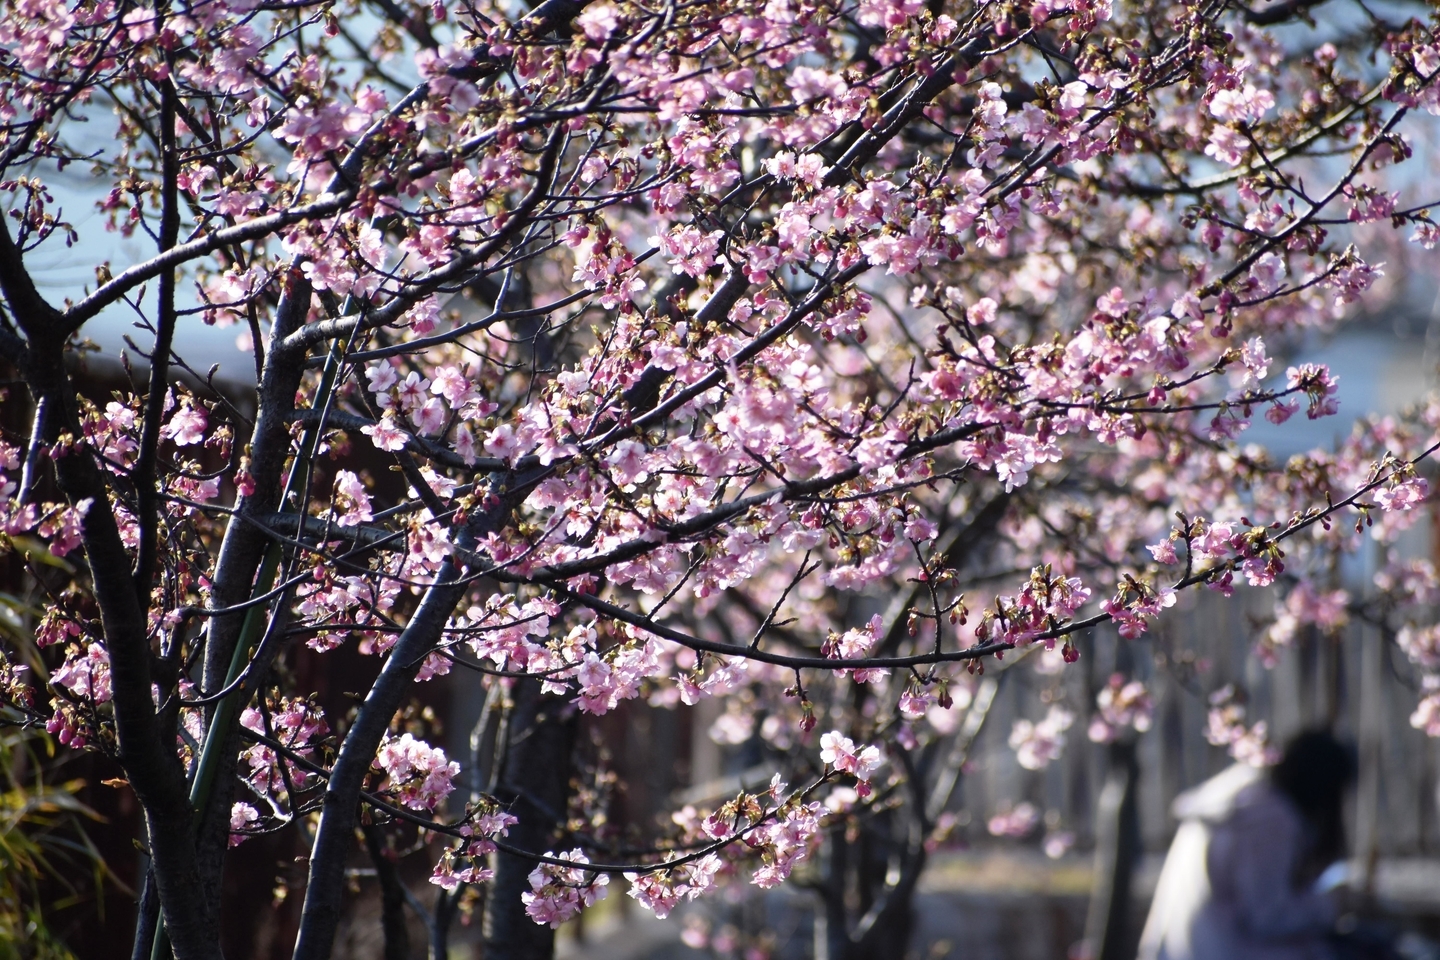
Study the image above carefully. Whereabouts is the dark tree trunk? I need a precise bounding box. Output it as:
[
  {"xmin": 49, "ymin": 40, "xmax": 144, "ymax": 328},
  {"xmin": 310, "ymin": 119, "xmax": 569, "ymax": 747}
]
[
  {"xmin": 362, "ymin": 825, "xmax": 412, "ymax": 960},
  {"xmin": 1083, "ymin": 738, "xmax": 1140, "ymax": 960},
  {"xmin": 484, "ymin": 679, "xmax": 579, "ymax": 960},
  {"xmin": 131, "ymin": 867, "xmax": 161, "ymax": 960},
  {"xmin": 815, "ymin": 814, "xmax": 922, "ymax": 960}
]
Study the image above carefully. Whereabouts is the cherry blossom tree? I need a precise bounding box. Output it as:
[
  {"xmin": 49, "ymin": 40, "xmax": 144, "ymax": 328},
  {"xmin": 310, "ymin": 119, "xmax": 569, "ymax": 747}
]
[{"xmin": 2, "ymin": 0, "xmax": 1440, "ymax": 956}]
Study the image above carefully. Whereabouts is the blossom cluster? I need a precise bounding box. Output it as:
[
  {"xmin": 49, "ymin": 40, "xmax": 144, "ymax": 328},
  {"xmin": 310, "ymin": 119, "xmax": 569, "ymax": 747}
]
[
  {"xmin": 625, "ymin": 854, "xmax": 723, "ymax": 919},
  {"xmin": 818, "ymin": 731, "xmax": 883, "ymax": 791},
  {"xmin": 1087, "ymin": 676, "xmax": 1154, "ymax": 744},
  {"xmin": 1258, "ymin": 583, "xmax": 1350, "ymax": 667},
  {"xmin": 45, "ymin": 644, "xmax": 111, "ymax": 748},
  {"xmin": 987, "ymin": 802, "xmax": 1041, "ymax": 839},
  {"xmin": 372, "ymin": 734, "xmax": 461, "ymax": 812},
  {"xmin": 237, "ymin": 697, "xmax": 330, "ymax": 798},
  {"xmin": 430, "ymin": 806, "xmax": 520, "ymax": 891},
  {"xmin": 5, "ymin": 0, "xmax": 1440, "ymax": 945},
  {"xmin": 975, "ymin": 567, "xmax": 1092, "ymax": 649},
  {"xmin": 1009, "ymin": 705, "xmax": 1075, "ymax": 770},
  {"xmin": 521, "ymin": 850, "xmax": 610, "ymax": 928},
  {"xmin": 1204, "ymin": 686, "xmax": 1279, "ymax": 767}
]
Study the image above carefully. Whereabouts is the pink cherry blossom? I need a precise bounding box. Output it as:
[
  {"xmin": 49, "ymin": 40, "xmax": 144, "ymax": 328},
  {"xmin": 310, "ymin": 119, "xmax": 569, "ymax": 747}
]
[
  {"xmin": 122, "ymin": 7, "xmax": 157, "ymax": 42},
  {"xmin": 1412, "ymin": 678, "xmax": 1440, "ymax": 737},
  {"xmin": 1009, "ymin": 705, "xmax": 1074, "ymax": 769},
  {"xmin": 228, "ymin": 803, "xmax": 260, "ymax": 847},
  {"xmin": 51, "ymin": 644, "xmax": 112, "ymax": 704},
  {"xmin": 987, "ymin": 802, "xmax": 1040, "ymax": 838},
  {"xmin": 162, "ymin": 404, "xmax": 208, "ymax": 446},
  {"xmin": 430, "ymin": 365, "xmax": 475, "ymax": 407},
  {"xmin": 1375, "ymin": 475, "xmax": 1428, "ymax": 512},
  {"xmin": 819, "ymin": 730, "xmax": 882, "ymax": 782},
  {"xmin": 332, "ymin": 471, "xmax": 372, "ymax": 527},
  {"xmin": 1205, "ymin": 126, "xmax": 1249, "ymax": 166},
  {"xmin": 366, "ymin": 362, "xmax": 399, "ymax": 394},
  {"xmin": 1088, "ymin": 675, "xmax": 1154, "ymax": 743},
  {"xmin": 9, "ymin": 0, "xmax": 1440, "ymax": 950},
  {"xmin": 412, "ymin": 398, "xmax": 447, "ymax": 436},
  {"xmin": 1208, "ymin": 84, "xmax": 1275, "ymax": 123},
  {"xmin": 373, "ymin": 734, "xmax": 460, "ymax": 811},
  {"xmin": 1205, "ymin": 686, "xmax": 1279, "ymax": 767},
  {"xmin": 362, "ymin": 415, "xmax": 409, "ymax": 452},
  {"xmin": 521, "ymin": 850, "xmax": 609, "ymax": 928}
]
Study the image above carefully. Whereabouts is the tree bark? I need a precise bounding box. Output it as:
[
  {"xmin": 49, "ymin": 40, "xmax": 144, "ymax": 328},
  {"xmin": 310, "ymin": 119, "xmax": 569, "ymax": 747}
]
[
  {"xmin": 1083, "ymin": 738, "xmax": 1140, "ymax": 960},
  {"xmin": 290, "ymin": 561, "xmax": 470, "ymax": 960},
  {"xmin": 293, "ymin": 467, "xmax": 545, "ymax": 960},
  {"xmin": 483, "ymin": 679, "xmax": 579, "ymax": 960},
  {"xmin": 363, "ymin": 824, "xmax": 412, "ymax": 960},
  {"xmin": 0, "ymin": 220, "xmax": 220, "ymax": 960},
  {"xmin": 130, "ymin": 866, "xmax": 161, "ymax": 960}
]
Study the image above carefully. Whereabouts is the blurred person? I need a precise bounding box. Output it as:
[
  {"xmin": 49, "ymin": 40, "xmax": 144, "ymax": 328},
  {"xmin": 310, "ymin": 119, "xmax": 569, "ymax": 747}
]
[{"xmin": 1137, "ymin": 730, "xmax": 1357, "ymax": 960}]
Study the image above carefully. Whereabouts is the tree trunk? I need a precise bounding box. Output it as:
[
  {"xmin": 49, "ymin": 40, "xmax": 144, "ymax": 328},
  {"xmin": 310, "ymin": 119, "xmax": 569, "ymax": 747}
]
[
  {"xmin": 484, "ymin": 679, "xmax": 579, "ymax": 960},
  {"xmin": 1082, "ymin": 738, "xmax": 1140, "ymax": 960},
  {"xmin": 362, "ymin": 825, "xmax": 412, "ymax": 960},
  {"xmin": 814, "ymin": 812, "xmax": 922, "ymax": 960}
]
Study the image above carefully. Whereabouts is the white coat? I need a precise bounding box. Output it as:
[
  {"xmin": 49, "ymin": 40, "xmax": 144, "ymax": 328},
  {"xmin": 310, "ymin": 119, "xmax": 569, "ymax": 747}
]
[{"xmin": 1137, "ymin": 764, "xmax": 1337, "ymax": 960}]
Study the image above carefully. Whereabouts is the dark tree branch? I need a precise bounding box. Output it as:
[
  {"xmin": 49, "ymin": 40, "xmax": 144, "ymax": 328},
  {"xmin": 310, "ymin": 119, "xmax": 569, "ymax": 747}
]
[
  {"xmin": 132, "ymin": 75, "xmax": 183, "ymax": 608},
  {"xmin": 291, "ymin": 466, "xmax": 548, "ymax": 960},
  {"xmin": 0, "ymin": 217, "xmax": 219, "ymax": 960}
]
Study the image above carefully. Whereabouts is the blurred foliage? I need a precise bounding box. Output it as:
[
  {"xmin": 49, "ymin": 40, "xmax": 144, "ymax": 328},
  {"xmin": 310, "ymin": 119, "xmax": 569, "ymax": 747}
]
[{"xmin": 0, "ymin": 586, "xmax": 115, "ymax": 960}]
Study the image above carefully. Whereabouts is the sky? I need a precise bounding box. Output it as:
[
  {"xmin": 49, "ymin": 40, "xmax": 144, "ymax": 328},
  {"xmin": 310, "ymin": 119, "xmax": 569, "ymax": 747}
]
[{"xmin": 29, "ymin": 163, "xmax": 259, "ymax": 386}]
